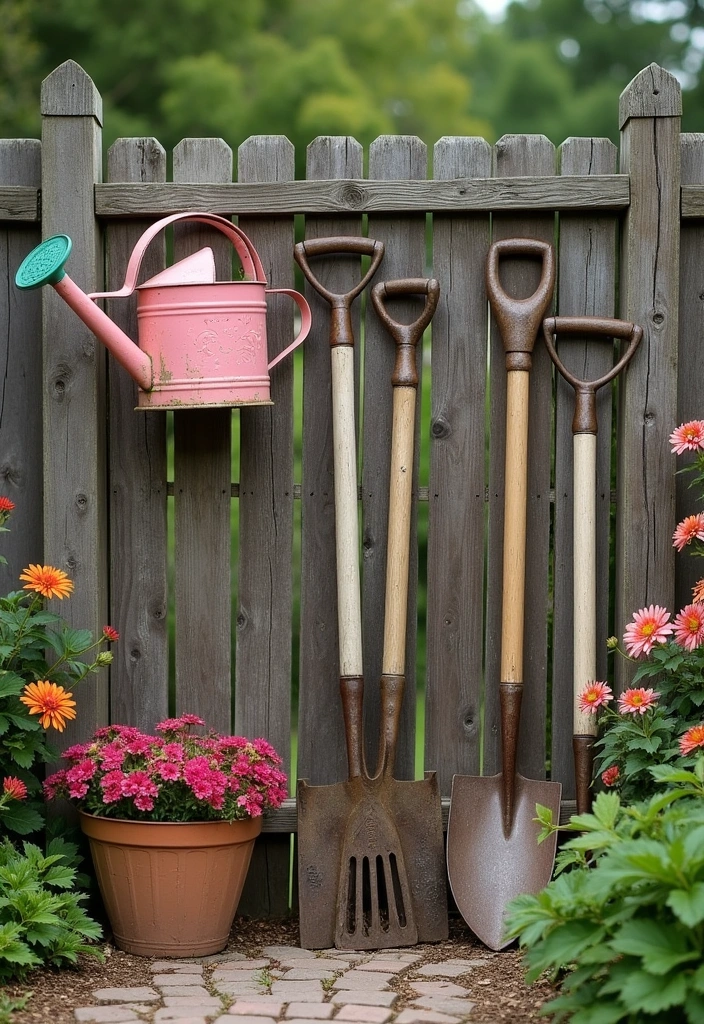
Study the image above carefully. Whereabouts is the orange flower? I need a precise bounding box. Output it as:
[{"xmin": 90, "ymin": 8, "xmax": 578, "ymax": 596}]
[
  {"xmin": 694, "ymin": 578, "xmax": 704, "ymax": 604},
  {"xmin": 19, "ymin": 681, "xmax": 77, "ymax": 732},
  {"xmin": 2, "ymin": 777, "xmax": 27, "ymax": 800},
  {"xmin": 617, "ymin": 687, "xmax": 660, "ymax": 715},
  {"xmin": 578, "ymin": 681, "xmax": 613, "ymax": 714},
  {"xmin": 19, "ymin": 564, "xmax": 74, "ymax": 600},
  {"xmin": 679, "ymin": 723, "xmax": 704, "ymax": 757},
  {"xmin": 673, "ymin": 514, "xmax": 704, "ymax": 552}
]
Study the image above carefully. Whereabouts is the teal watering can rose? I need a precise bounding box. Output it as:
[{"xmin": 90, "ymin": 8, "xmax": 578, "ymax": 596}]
[{"xmin": 16, "ymin": 212, "xmax": 311, "ymax": 410}]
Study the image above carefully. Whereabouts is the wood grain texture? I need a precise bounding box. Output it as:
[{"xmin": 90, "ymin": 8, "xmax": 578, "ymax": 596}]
[
  {"xmin": 484, "ymin": 135, "xmax": 556, "ymax": 780},
  {"xmin": 298, "ymin": 136, "xmax": 364, "ymax": 788},
  {"xmin": 106, "ymin": 139, "xmax": 169, "ymax": 729},
  {"xmin": 0, "ymin": 186, "xmax": 40, "ymax": 221},
  {"xmin": 0, "ymin": 141, "xmax": 42, "ymax": 582},
  {"xmin": 426, "ymin": 137, "xmax": 491, "ymax": 795},
  {"xmin": 235, "ymin": 135, "xmax": 296, "ymax": 918},
  {"xmin": 681, "ymin": 185, "xmax": 704, "ymax": 218},
  {"xmin": 551, "ymin": 137, "xmax": 617, "ymax": 798},
  {"xmin": 40, "ymin": 62, "xmax": 108, "ymax": 750},
  {"xmin": 616, "ymin": 72, "xmax": 681, "ymax": 691},
  {"xmin": 676, "ymin": 135, "xmax": 704, "ymax": 610},
  {"xmin": 363, "ymin": 136, "xmax": 427, "ymax": 781},
  {"xmin": 172, "ymin": 139, "xmax": 232, "ymax": 732},
  {"xmin": 95, "ymin": 175, "xmax": 629, "ymax": 217},
  {"xmin": 619, "ymin": 63, "xmax": 682, "ymax": 126}
]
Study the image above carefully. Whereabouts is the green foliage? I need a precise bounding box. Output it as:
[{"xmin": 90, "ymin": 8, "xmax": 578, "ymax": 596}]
[
  {"xmin": 0, "ymin": 990, "xmax": 31, "ymax": 1024},
  {"xmin": 505, "ymin": 761, "xmax": 704, "ymax": 1023},
  {"xmin": 0, "ymin": 836, "xmax": 103, "ymax": 983},
  {"xmin": 0, "ymin": 506, "xmax": 116, "ymax": 835}
]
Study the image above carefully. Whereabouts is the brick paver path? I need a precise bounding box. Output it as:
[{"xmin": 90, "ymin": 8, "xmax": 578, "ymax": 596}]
[{"xmin": 73, "ymin": 947, "xmax": 495, "ymax": 1024}]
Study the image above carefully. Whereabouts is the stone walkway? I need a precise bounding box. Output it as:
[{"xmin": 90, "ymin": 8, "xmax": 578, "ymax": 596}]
[{"xmin": 72, "ymin": 946, "xmax": 494, "ymax": 1024}]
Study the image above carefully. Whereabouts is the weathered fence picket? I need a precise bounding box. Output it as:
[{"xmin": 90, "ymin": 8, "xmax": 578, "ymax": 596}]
[{"xmin": 2, "ymin": 58, "xmax": 702, "ymax": 916}]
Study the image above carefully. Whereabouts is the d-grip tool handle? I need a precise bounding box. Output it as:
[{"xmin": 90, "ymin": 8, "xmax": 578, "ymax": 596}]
[
  {"xmin": 486, "ymin": 238, "xmax": 556, "ymax": 370},
  {"xmin": 543, "ymin": 316, "xmax": 642, "ymax": 813},
  {"xmin": 294, "ymin": 236, "xmax": 385, "ymax": 347},
  {"xmin": 371, "ymin": 278, "xmax": 440, "ymax": 388},
  {"xmin": 487, "ymin": 238, "xmax": 555, "ymax": 835},
  {"xmin": 542, "ymin": 317, "xmax": 643, "ymax": 434},
  {"xmin": 371, "ymin": 278, "xmax": 440, "ymax": 780}
]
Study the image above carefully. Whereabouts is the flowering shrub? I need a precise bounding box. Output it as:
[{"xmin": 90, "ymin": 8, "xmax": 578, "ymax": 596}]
[
  {"xmin": 571, "ymin": 423, "xmax": 704, "ymax": 803},
  {"xmin": 44, "ymin": 714, "xmax": 288, "ymax": 823},
  {"xmin": 0, "ymin": 500, "xmax": 117, "ymax": 834}
]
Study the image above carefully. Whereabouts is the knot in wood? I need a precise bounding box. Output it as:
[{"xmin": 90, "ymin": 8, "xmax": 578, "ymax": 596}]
[
  {"xmin": 431, "ymin": 416, "xmax": 450, "ymax": 439},
  {"xmin": 51, "ymin": 363, "xmax": 73, "ymax": 402},
  {"xmin": 75, "ymin": 493, "xmax": 88, "ymax": 514},
  {"xmin": 339, "ymin": 183, "xmax": 366, "ymax": 210}
]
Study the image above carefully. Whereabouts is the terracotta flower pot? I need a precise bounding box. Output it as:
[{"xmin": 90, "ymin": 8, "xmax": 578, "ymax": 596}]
[{"xmin": 79, "ymin": 811, "xmax": 262, "ymax": 957}]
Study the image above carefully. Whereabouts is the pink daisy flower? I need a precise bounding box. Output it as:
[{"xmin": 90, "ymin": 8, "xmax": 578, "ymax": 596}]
[
  {"xmin": 670, "ymin": 420, "xmax": 704, "ymax": 454},
  {"xmin": 578, "ymin": 681, "xmax": 613, "ymax": 715},
  {"xmin": 673, "ymin": 514, "xmax": 704, "ymax": 552},
  {"xmin": 623, "ymin": 605, "xmax": 673, "ymax": 657},
  {"xmin": 617, "ymin": 687, "xmax": 660, "ymax": 715},
  {"xmin": 601, "ymin": 765, "xmax": 620, "ymax": 787},
  {"xmin": 679, "ymin": 723, "xmax": 704, "ymax": 756},
  {"xmin": 673, "ymin": 604, "xmax": 704, "ymax": 651}
]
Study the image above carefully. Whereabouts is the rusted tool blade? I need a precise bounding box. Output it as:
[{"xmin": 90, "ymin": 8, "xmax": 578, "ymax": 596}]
[
  {"xmin": 447, "ymin": 772, "xmax": 560, "ymax": 950},
  {"xmin": 335, "ymin": 777, "xmax": 418, "ymax": 949},
  {"xmin": 297, "ymin": 777, "xmax": 353, "ymax": 949},
  {"xmin": 387, "ymin": 772, "xmax": 448, "ymax": 941}
]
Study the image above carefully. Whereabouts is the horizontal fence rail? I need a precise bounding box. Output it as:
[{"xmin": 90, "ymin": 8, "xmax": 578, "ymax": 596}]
[{"xmin": 0, "ymin": 60, "xmax": 700, "ymax": 917}]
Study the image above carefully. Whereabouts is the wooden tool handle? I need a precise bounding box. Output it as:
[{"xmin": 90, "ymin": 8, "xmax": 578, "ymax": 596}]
[
  {"xmin": 331, "ymin": 347, "xmax": 363, "ymax": 677},
  {"xmin": 573, "ymin": 433, "xmax": 598, "ymax": 739},
  {"xmin": 500, "ymin": 370, "xmax": 530, "ymax": 685}
]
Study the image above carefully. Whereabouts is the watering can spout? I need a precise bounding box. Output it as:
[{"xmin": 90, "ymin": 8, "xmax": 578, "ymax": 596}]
[{"xmin": 15, "ymin": 235, "xmax": 154, "ymax": 392}]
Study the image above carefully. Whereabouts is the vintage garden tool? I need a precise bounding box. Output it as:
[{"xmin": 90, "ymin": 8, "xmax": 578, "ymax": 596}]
[
  {"xmin": 447, "ymin": 237, "xmax": 560, "ymax": 951},
  {"xmin": 542, "ymin": 316, "xmax": 642, "ymax": 813},
  {"xmin": 332, "ymin": 277, "xmax": 447, "ymax": 949},
  {"xmin": 15, "ymin": 212, "xmax": 311, "ymax": 409},
  {"xmin": 293, "ymin": 236, "xmax": 385, "ymax": 950}
]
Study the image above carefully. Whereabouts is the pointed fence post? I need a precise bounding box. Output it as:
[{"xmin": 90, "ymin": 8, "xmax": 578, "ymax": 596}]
[
  {"xmin": 41, "ymin": 60, "xmax": 108, "ymax": 746},
  {"xmin": 616, "ymin": 64, "xmax": 681, "ymax": 689}
]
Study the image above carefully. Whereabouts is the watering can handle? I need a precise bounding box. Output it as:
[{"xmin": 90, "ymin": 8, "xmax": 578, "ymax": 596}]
[
  {"xmin": 265, "ymin": 288, "xmax": 312, "ymax": 371},
  {"xmin": 87, "ymin": 212, "xmax": 267, "ymax": 300}
]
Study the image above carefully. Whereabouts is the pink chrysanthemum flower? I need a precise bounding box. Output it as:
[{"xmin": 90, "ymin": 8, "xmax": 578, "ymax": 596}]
[
  {"xmin": 694, "ymin": 578, "xmax": 704, "ymax": 605},
  {"xmin": 578, "ymin": 681, "xmax": 613, "ymax": 715},
  {"xmin": 618, "ymin": 687, "xmax": 660, "ymax": 715},
  {"xmin": 673, "ymin": 514, "xmax": 704, "ymax": 552},
  {"xmin": 102, "ymin": 625, "xmax": 120, "ymax": 642},
  {"xmin": 673, "ymin": 604, "xmax": 704, "ymax": 651},
  {"xmin": 679, "ymin": 723, "xmax": 704, "ymax": 756},
  {"xmin": 623, "ymin": 605, "xmax": 673, "ymax": 657},
  {"xmin": 670, "ymin": 420, "xmax": 704, "ymax": 453},
  {"xmin": 601, "ymin": 765, "xmax": 620, "ymax": 787}
]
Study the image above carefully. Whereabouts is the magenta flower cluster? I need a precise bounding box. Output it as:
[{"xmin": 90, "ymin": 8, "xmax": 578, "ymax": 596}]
[{"xmin": 44, "ymin": 714, "xmax": 287, "ymax": 823}]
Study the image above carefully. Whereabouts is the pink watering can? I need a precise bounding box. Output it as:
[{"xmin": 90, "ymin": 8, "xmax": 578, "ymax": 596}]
[{"xmin": 16, "ymin": 212, "xmax": 311, "ymax": 409}]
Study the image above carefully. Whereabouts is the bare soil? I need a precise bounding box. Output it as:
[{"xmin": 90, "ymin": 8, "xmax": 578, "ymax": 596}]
[{"xmin": 4, "ymin": 916, "xmax": 555, "ymax": 1024}]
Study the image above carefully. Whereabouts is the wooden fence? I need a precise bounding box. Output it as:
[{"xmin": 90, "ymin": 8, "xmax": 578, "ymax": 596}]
[{"xmin": 0, "ymin": 59, "xmax": 701, "ymax": 916}]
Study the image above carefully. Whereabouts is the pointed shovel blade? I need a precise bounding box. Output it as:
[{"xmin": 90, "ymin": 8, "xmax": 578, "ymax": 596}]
[{"xmin": 447, "ymin": 772, "xmax": 561, "ymax": 951}]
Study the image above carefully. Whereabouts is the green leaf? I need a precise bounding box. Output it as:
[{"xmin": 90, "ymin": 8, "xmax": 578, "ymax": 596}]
[
  {"xmin": 668, "ymin": 884, "xmax": 704, "ymax": 927},
  {"xmin": 620, "ymin": 970, "xmax": 688, "ymax": 1013},
  {"xmin": 685, "ymin": 989, "xmax": 704, "ymax": 1024},
  {"xmin": 0, "ymin": 803, "xmax": 43, "ymax": 835},
  {"xmin": 650, "ymin": 766, "xmax": 701, "ymax": 785},
  {"xmin": 692, "ymin": 963, "xmax": 704, "ymax": 994},
  {"xmin": 612, "ymin": 919, "xmax": 700, "ymax": 975},
  {"xmin": 591, "ymin": 792, "xmax": 621, "ymax": 830}
]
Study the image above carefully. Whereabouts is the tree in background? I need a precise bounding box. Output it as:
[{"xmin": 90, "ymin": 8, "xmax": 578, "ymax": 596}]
[{"xmin": 1, "ymin": 0, "xmax": 703, "ymax": 158}]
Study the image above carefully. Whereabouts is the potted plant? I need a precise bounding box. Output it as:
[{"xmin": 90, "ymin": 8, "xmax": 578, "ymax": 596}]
[{"xmin": 44, "ymin": 714, "xmax": 287, "ymax": 957}]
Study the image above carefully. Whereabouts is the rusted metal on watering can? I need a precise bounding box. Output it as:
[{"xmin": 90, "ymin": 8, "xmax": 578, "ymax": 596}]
[{"xmin": 15, "ymin": 212, "xmax": 311, "ymax": 410}]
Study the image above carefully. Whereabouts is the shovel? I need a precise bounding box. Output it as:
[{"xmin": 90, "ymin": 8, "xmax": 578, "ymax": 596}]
[
  {"xmin": 334, "ymin": 277, "xmax": 447, "ymax": 948},
  {"xmin": 294, "ymin": 236, "xmax": 385, "ymax": 950},
  {"xmin": 447, "ymin": 237, "xmax": 559, "ymax": 952},
  {"xmin": 542, "ymin": 316, "xmax": 642, "ymax": 813}
]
